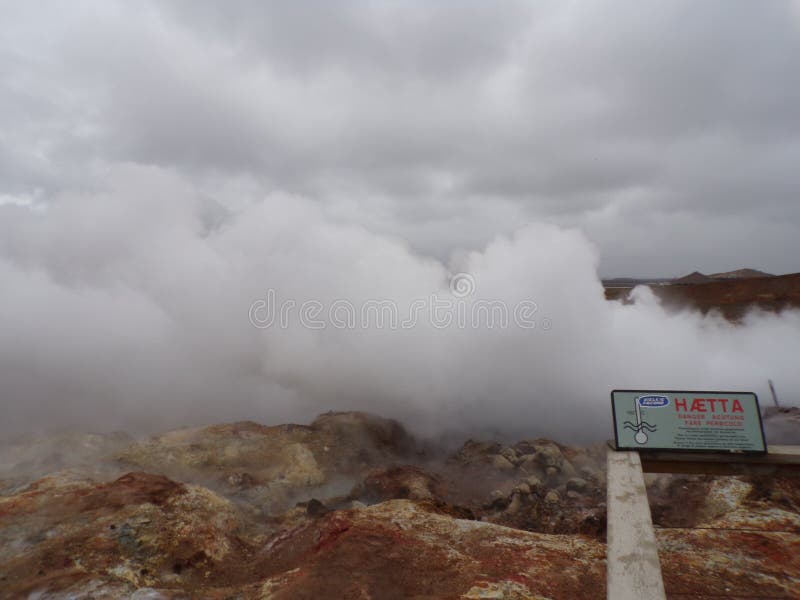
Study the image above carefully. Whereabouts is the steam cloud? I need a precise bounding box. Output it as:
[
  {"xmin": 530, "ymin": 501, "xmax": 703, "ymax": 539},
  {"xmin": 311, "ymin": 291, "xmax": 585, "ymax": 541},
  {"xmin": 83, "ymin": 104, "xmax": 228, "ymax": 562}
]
[
  {"xmin": 2, "ymin": 164, "xmax": 799, "ymax": 442},
  {"xmin": 3, "ymin": 1, "xmax": 800, "ymax": 443}
]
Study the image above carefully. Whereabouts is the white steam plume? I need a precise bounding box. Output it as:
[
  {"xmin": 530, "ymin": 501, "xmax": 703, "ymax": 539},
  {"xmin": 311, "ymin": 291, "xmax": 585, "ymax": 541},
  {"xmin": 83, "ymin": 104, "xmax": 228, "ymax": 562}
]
[{"xmin": 1, "ymin": 164, "xmax": 799, "ymax": 442}]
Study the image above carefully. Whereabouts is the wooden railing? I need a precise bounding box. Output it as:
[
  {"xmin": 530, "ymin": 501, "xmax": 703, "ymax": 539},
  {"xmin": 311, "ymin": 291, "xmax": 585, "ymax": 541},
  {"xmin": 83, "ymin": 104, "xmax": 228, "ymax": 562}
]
[{"xmin": 606, "ymin": 444, "xmax": 800, "ymax": 599}]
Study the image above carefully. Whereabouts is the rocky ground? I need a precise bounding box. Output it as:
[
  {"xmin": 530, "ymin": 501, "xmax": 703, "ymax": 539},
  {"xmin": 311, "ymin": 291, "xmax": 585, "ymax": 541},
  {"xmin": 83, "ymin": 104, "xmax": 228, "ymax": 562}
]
[{"xmin": 0, "ymin": 412, "xmax": 798, "ymax": 599}]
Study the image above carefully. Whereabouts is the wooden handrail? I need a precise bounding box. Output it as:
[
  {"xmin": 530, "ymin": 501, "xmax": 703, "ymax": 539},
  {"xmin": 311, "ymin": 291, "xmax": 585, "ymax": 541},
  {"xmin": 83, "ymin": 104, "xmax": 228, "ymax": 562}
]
[
  {"xmin": 639, "ymin": 444, "xmax": 800, "ymax": 475},
  {"xmin": 606, "ymin": 444, "xmax": 800, "ymax": 598},
  {"xmin": 606, "ymin": 449, "xmax": 666, "ymax": 600}
]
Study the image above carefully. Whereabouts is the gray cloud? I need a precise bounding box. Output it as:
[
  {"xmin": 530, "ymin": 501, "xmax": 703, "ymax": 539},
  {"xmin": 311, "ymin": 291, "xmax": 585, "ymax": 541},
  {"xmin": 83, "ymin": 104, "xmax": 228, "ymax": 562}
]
[
  {"xmin": 161, "ymin": 0, "xmax": 533, "ymax": 80},
  {"xmin": 1, "ymin": 0, "xmax": 796, "ymax": 275}
]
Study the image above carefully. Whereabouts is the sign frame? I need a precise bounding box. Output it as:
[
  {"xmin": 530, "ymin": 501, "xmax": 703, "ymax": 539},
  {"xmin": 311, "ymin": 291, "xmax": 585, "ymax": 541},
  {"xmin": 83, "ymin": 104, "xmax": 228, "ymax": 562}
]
[{"xmin": 611, "ymin": 389, "xmax": 768, "ymax": 455}]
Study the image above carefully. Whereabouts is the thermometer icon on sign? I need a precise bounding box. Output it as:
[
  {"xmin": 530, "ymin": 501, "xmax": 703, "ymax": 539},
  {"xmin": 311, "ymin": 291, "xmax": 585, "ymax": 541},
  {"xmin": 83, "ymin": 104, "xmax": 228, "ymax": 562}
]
[{"xmin": 623, "ymin": 395, "xmax": 668, "ymax": 444}]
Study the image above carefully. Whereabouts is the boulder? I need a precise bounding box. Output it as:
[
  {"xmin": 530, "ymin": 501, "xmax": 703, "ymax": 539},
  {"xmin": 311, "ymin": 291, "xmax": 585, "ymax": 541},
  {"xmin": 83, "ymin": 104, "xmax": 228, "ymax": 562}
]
[
  {"xmin": 499, "ymin": 447, "xmax": 519, "ymax": 465},
  {"xmin": 517, "ymin": 454, "xmax": 545, "ymax": 478},
  {"xmin": 453, "ymin": 439, "xmax": 503, "ymax": 466},
  {"xmin": 490, "ymin": 454, "xmax": 516, "ymax": 472},
  {"xmin": 524, "ymin": 475, "xmax": 543, "ymax": 492},
  {"xmin": 513, "ymin": 482, "xmax": 532, "ymax": 496},
  {"xmin": 566, "ymin": 477, "xmax": 588, "ymax": 494},
  {"xmin": 350, "ymin": 465, "xmax": 442, "ymax": 504}
]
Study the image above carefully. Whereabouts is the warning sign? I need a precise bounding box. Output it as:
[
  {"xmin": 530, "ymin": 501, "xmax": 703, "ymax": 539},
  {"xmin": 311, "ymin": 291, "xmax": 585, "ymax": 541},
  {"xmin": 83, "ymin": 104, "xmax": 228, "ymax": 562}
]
[{"xmin": 611, "ymin": 390, "xmax": 766, "ymax": 453}]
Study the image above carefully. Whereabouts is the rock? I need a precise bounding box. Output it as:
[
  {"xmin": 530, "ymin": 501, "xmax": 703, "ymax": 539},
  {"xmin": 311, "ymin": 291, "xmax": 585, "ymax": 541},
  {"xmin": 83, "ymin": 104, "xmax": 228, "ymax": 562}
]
[
  {"xmin": 566, "ymin": 477, "xmax": 587, "ymax": 493},
  {"xmin": 226, "ymin": 471, "xmax": 258, "ymax": 489},
  {"xmin": 658, "ymin": 526, "xmax": 800, "ymax": 597},
  {"xmin": 517, "ymin": 454, "xmax": 544, "ymax": 478},
  {"xmin": 257, "ymin": 500, "xmax": 605, "ymax": 598},
  {"xmin": 452, "ymin": 439, "xmax": 502, "ymax": 466},
  {"xmin": 516, "ymin": 453, "xmax": 534, "ymax": 467},
  {"xmin": 112, "ymin": 412, "xmax": 422, "ymax": 513},
  {"xmin": 524, "ymin": 476, "xmax": 543, "ymax": 491},
  {"xmin": 544, "ymin": 490, "xmax": 560, "ymax": 504},
  {"xmin": 559, "ymin": 460, "xmax": 577, "ymax": 478},
  {"xmin": 462, "ymin": 580, "xmax": 536, "ymax": 599},
  {"xmin": 487, "ymin": 489, "xmax": 510, "ymax": 510},
  {"xmin": 499, "ymin": 447, "xmax": 519, "ymax": 465},
  {"xmin": 490, "ymin": 454, "xmax": 516, "ymax": 472},
  {"xmin": 513, "ymin": 482, "xmax": 531, "ymax": 496},
  {"xmin": 0, "ymin": 471, "xmax": 260, "ymax": 596},
  {"xmin": 506, "ymin": 493, "xmax": 524, "ymax": 516},
  {"xmin": 516, "ymin": 441, "xmax": 578, "ymax": 481},
  {"xmin": 310, "ymin": 411, "xmax": 416, "ymax": 456},
  {"xmin": 534, "ymin": 446, "xmax": 562, "ymax": 468},
  {"xmin": 281, "ymin": 443, "xmax": 325, "ymax": 487},
  {"xmin": 695, "ymin": 478, "xmax": 753, "ymax": 525},
  {"xmin": 350, "ymin": 465, "xmax": 441, "ymax": 503},
  {"xmin": 305, "ymin": 498, "xmax": 329, "ymax": 518},
  {"xmin": 566, "ymin": 490, "xmax": 582, "ymax": 500}
]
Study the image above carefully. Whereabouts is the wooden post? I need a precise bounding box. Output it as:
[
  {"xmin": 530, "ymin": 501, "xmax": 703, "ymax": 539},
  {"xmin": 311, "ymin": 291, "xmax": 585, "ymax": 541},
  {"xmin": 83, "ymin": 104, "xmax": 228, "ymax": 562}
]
[{"xmin": 606, "ymin": 449, "xmax": 666, "ymax": 600}]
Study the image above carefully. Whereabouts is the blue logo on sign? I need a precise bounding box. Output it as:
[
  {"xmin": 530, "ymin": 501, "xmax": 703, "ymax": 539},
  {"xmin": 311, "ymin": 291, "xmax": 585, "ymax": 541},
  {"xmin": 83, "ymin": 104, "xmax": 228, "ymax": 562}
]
[{"xmin": 637, "ymin": 395, "xmax": 670, "ymax": 408}]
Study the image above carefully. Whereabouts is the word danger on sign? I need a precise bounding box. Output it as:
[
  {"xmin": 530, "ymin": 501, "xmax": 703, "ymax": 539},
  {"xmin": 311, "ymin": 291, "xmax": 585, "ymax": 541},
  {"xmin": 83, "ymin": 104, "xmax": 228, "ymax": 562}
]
[{"xmin": 611, "ymin": 389, "xmax": 766, "ymax": 453}]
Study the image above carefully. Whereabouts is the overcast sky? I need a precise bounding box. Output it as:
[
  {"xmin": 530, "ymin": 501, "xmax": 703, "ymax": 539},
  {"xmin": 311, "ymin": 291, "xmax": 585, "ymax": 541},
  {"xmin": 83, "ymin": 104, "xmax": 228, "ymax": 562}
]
[{"xmin": 2, "ymin": 0, "xmax": 799, "ymax": 276}]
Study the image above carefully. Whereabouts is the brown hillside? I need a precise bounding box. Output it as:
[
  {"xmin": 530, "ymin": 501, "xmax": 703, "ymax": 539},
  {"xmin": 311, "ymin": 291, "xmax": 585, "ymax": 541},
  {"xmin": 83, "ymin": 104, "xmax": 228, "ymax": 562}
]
[
  {"xmin": 605, "ymin": 272, "xmax": 800, "ymax": 321},
  {"xmin": 709, "ymin": 268, "xmax": 773, "ymax": 279},
  {"xmin": 674, "ymin": 271, "xmax": 715, "ymax": 284}
]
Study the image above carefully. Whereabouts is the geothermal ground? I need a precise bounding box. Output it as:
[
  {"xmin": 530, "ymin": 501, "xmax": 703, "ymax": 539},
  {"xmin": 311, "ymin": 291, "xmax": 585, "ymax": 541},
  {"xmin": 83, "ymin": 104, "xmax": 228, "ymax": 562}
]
[{"xmin": 1, "ymin": 411, "xmax": 798, "ymax": 599}]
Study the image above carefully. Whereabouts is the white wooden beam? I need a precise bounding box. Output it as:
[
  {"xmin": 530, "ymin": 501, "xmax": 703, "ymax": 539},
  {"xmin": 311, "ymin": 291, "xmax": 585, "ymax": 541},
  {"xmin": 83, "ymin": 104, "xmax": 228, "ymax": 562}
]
[{"xmin": 606, "ymin": 449, "xmax": 666, "ymax": 600}]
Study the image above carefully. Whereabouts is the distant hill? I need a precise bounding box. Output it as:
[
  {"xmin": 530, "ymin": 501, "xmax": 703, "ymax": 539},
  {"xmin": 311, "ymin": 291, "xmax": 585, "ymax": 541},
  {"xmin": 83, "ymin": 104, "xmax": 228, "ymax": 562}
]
[
  {"xmin": 674, "ymin": 271, "xmax": 715, "ymax": 284},
  {"xmin": 603, "ymin": 269, "xmax": 781, "ymax": 290},
  {"xmin": 708, "ymin": 268, "xmax": 773, "ymax": 279},
  {"xmin": 601, "ymin": 277, "xmax": 673, "ymax": 288},
  {"xmin": 673, "ymin": 268, "xmax": 774, "ymax": 285}
]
